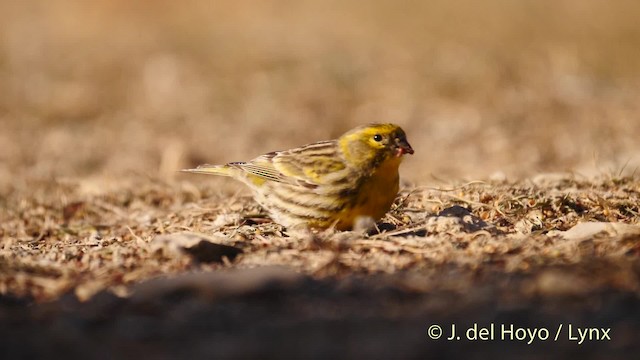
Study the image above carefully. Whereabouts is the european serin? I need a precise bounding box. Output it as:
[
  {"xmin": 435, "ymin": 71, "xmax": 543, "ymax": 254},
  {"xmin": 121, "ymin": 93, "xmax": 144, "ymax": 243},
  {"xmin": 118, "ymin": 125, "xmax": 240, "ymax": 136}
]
[{"xmin": 183, "ymin": 123, "xmax": 413, "ymax": 230}]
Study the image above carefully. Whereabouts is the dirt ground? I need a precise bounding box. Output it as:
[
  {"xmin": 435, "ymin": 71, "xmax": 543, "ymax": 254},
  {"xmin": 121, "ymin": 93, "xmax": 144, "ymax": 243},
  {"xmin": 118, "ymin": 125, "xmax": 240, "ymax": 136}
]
[{"xmin": 2, "ymin": 1, "xmax": 640, "ymax": 358}]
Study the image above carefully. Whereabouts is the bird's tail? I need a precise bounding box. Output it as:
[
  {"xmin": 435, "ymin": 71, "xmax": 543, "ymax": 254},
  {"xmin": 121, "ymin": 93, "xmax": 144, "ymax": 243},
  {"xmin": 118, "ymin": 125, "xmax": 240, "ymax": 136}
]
[{"xmin": 181, "ymin": 164, "xmax": 235, "ymax": 177}]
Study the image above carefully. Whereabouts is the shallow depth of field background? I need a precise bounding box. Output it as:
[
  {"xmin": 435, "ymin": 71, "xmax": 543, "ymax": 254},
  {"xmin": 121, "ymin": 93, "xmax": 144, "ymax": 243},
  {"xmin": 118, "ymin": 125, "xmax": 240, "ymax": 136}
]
[
  {"xmin": 1, "ymin": 0, "xmax": 640, "ymax": 193},
  {"xmin": 2, "ymin": 2, "xmax": 640, "ymax": 357}
]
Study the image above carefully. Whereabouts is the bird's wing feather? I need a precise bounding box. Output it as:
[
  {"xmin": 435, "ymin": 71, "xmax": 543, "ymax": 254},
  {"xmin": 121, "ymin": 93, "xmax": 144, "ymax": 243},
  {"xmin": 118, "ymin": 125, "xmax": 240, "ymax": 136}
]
[
  {"xmin": 233, "ymin": 140, "xmax": 346, "ymax": 188},
  {"xmin": 229, "ymin": 160, "xmax": 286, "ymax": 183}
]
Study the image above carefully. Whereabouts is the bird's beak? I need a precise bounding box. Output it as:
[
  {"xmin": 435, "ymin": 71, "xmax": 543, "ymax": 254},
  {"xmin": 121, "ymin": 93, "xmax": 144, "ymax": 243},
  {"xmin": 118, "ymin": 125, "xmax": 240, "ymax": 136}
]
[{"xmin": 395, "ymin": 137, "xmax": 414, "ymax": 156}]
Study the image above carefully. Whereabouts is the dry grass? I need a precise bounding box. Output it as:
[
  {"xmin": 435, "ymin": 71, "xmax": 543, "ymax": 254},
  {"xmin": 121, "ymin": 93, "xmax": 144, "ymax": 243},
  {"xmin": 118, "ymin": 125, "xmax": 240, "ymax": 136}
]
[
  {"xmin": 2, "ymin": 173, "xmax": 639, "ymax": 302},
  {"xmin": 2, "ymin": 0, "xmax": 640, "ymax": 357}
]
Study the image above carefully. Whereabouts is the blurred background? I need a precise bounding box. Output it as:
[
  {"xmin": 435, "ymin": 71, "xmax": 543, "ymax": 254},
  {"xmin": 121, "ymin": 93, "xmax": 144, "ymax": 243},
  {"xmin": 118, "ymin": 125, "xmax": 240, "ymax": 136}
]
[{"xmin": 1, "ymin": 0, "xmax": 640, "ymax": 191}]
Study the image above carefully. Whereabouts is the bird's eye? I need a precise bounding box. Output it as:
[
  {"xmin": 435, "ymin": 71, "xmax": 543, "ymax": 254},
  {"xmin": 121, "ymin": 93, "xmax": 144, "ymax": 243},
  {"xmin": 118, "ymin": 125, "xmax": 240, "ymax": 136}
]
[{"xmin": 373, "ymin": 134, "xmax": 383, "ymax": 142}]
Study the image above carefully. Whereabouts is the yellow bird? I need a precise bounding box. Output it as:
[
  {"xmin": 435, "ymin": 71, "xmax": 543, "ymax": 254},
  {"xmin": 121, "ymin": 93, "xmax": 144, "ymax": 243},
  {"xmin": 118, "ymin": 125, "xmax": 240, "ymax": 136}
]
[{"xmin": 183, "ymin": 123, "xmax": 413, "ymax": 230}]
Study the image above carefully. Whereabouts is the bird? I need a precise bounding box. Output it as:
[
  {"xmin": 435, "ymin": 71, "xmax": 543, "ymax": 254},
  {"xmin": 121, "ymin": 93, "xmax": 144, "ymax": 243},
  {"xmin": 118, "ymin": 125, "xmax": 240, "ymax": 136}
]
[{"xmin": 182, "ymin": 123, "xmax": 413, "ymax": 230}]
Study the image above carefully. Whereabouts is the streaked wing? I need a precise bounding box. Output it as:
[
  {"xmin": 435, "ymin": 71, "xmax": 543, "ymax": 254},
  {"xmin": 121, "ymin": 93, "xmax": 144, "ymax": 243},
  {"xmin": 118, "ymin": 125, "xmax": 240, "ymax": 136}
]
[
  {"xmin": 229, "ymin": 160, "xmax": 286, "ymax": 183},
  {"xmin": 272, "ymin": 140, "xmax": 347, "ymax": 186},
  {"xmin": 233, "ymin": 140, "xmax": 346, "ymax": 187}
]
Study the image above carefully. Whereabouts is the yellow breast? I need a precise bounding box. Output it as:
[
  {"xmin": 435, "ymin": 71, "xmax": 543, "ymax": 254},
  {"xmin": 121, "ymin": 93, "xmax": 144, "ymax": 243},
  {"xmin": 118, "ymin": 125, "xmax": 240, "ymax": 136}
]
[{"xmin": 335, "ymin": 156, "xmax": 402, "ymax": 230}]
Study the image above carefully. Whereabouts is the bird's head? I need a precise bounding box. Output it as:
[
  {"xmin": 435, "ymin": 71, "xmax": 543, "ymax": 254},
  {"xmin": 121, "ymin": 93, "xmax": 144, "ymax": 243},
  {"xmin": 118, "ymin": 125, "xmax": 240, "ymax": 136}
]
[{"xmin": 338, "ymin": 123, "xmax": 414, "ymax": 167}]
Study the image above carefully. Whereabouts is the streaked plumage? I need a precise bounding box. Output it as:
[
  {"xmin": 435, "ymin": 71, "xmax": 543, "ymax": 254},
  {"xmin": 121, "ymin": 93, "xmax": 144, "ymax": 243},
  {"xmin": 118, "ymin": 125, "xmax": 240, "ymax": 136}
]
[{"xmin": 182, "ymin": 123, "xmax": 413, "ymax": 230}]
